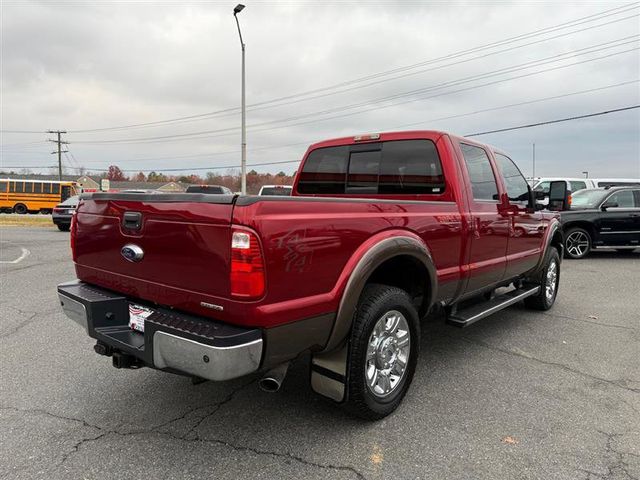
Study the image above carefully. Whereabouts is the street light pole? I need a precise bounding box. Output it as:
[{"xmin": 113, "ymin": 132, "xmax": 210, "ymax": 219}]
[{"xmin": 234, "ymin": 4, "xmax": 247, "ymax": 195}]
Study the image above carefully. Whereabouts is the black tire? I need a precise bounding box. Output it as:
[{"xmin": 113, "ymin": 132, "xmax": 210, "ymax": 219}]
[
  {"xmin": 524, "ymin": 247, "xmax": 560, "ymax": 311},
  {"xmin": 57, "ymin": 224, "xmax": 70, "ymax": 232},
  {"xmin": 564, "ymin": 227, "xmax": 591, "ymax": 259},
  {"xmin": 13, "ymin": 203, "xmax": 28, "ymax": 215},
  {"xmin": 343, "ymin": 284, "xmax": 420, "ymax": 420}
]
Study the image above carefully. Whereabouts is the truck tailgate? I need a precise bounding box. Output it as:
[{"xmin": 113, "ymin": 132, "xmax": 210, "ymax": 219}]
[{"xmin": 73, "ymin": 193, "xmax": 235, "ymax": 305}]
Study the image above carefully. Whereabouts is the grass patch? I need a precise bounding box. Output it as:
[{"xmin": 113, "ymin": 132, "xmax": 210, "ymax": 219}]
[{"xmin": 0, "ymin": 215, "xmax": 54, "ymax": 227}]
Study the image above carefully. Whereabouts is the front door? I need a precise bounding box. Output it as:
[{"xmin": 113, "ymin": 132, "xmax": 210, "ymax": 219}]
[
  {"xmin": 494, "ymin": 153, "xmax": 545, "ymax": 277},
  {"xmin": 596, "ymin": 189, "xmax": 640, "ymax": 246},
  {"xmin": 457, "ymin": 142, "xmax": 509, "ymax": 294}
]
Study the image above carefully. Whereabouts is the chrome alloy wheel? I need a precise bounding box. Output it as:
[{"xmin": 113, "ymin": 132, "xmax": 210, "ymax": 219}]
[
  {"xmin": 566, "ymin": 231, "xmax": 589, "ymax": 257},
  {"xmin": 545, "ymin": 259, "xmax": 558, "ymax": 302},
  {"xmin": 365, "ymin": 310, "xmax": 411, "ymax": 398}
]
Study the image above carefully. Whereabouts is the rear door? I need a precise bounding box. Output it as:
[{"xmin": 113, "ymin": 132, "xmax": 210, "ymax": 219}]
[
  {"xmin": 456, "ymin": 142, "xmax": 508, "ymax": 294},
  {"xmin": 494, "ymin": 153, "xmax": 545, "ymax": 277}
]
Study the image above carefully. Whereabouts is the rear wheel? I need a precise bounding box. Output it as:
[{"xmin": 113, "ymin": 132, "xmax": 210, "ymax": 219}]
[
  {"xmin": 524, "ymin": 247, "xmax": 560, "ymax": 311},
  {"xmin": 13, "ymin": 203, "xmax": 27, "ymax": 215},
  {"xmin": 564, "ymin": 227, "xmax": 591, "ymax": 259},
  {"xmin": 343, "ymin": 284, "xmax": 419, "ymax": 420},
  {"xmin": 57, "ymin": 224, "xmax": 70, "ymax": 232}
]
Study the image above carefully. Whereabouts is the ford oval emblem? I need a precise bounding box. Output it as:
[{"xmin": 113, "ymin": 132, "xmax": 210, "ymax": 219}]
[{"xmin": 121, "ymin": 244, "xmax": 144, "ymax": 262}]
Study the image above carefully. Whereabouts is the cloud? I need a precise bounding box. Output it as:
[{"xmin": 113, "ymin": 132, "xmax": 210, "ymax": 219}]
[{"xmin": 1, "ymin": 0, "xmax": 638, "ymax": 178}]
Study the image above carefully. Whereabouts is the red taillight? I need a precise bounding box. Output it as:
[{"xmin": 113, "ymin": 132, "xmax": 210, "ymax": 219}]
[
  {"xmin": 230, "ymin": 229, "xmax": 265, "ymax": 298},
  {"xmin": 70, "ymin": 213, "xmax": 77, "ymax": 261},
  {"xmin": 53, "ymin": 208, "xmax": 64, "ymax": 214}
]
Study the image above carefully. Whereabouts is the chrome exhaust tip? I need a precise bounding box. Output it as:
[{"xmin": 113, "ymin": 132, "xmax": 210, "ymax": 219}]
[{"xmin": 258, "ymin": 363, "xmax": 289, "ymax": 393}]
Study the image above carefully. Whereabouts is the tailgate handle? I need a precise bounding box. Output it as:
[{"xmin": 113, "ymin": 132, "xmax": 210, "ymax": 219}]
[{"xmin": 122, "ymin": 212, "xmax": 142, "ymax": 231}]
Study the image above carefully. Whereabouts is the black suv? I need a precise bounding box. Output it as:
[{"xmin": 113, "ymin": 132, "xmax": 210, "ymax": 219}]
[{"xmin": 561, "ymin": 187, "xmax": 640, "ymax": 259}]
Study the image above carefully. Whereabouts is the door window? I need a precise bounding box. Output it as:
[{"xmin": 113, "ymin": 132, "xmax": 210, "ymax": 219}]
[
  {"xmin": 606, "ymin": 190, "xmax": 636, "ymax": 208},
  {"xmin": 570, "ymin": 181, "xmax": 587, "ymax": 192},
  {"xmin": 494, "ymin": 153, "xmax": 529, "ymax": 203},
  {"xmin": 460, "ymin": 143, "xmax": 499, "ymax": 201}
]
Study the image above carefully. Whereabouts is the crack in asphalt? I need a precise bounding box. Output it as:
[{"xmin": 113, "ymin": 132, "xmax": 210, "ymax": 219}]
[
  {"xmin": 0, "ymin": 384, "xmax": 367, "ymax": 480},
  {"xmin": 541, "ymin": 311, "xmax": 639, "ymax": 332},
  {"xmin": 451, "ymin": 334, "xmax": 640, "ymax": 394},
  {"xmin": 578, "ymin": 430, "xmax": 640, "ymax": 480},
  {"xmin": 0, "ymin": 306, "xmax": 62, "ymax": 339}
]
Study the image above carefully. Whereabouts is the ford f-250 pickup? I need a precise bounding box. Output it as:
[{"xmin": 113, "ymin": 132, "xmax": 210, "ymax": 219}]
[{"xmin": 58, "ymin": 130, "xmax": 566, "ymax": 419}]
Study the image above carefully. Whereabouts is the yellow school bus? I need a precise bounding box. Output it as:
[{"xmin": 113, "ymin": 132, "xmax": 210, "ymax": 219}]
[{"xmin": 0, "ymin": 179, "xmax": 79, "ymax": 214}]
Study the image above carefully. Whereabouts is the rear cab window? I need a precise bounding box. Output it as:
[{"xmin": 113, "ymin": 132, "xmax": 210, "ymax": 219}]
[{"xmin": 297, "ymin": 139, "xmax": 446, "ymax": 197}]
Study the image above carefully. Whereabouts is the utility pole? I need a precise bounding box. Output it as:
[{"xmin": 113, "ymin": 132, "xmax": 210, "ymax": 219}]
[
  {"xmin": 48, "ymin": 130, "xmax": 68, "ymax": 181},
  {"xmin": 233, "ymin": 4, "xmax": 247, "ymax": 194},
  {"xmin": 532, "ymin": 142, "xmax": 536, "ymax": 181}
]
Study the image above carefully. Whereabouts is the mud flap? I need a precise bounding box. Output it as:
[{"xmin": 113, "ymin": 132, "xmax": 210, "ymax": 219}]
[{"xmin": 310, "ymin": 343, "xmax": 348, "ymax": 402}]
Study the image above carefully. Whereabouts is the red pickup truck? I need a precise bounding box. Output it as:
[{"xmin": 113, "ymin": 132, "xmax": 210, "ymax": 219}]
[{"xmin": 58, "ymin": 130, "xmax": 566, "ymax": 419}]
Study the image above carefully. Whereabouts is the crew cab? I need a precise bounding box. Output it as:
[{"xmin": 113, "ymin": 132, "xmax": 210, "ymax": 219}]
[
  {"xmin": 561, "ymin": 186, "xmax": 640, "ymax": 259},
  {"xmin": 58, "ymin": 131, "xmax": 565, "ymax": 419}
]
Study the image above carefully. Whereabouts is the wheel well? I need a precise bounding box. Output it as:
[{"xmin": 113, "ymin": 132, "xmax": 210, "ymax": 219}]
[
  {"xmin": 366, "ymin": 255, "xmax": 431, "ymax": 316},
  {"xmin": 564, "ymin": 221, "xmax": 595, "ymax": 241}
]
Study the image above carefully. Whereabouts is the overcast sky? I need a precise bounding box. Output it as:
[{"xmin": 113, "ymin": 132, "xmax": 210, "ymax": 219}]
[{"xmin": 1, "ymin": 0, "xmax": 639, "ymax": 179}]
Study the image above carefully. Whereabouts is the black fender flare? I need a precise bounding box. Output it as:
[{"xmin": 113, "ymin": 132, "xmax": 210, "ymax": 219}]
[{"xmin": 323, "ymin": 235, "xmax": 437, "ymax": 352}]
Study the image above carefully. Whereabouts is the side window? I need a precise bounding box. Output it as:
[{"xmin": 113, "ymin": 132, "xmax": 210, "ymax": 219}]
[
  {"xmin": 297, "ymin": 146, "xmax": 349, "ymax": 194},
  {"xmin": 378, "ymin": 140, "xmax": 444, "ymax": 194},
  {"xmin": 34, "ymin": 183, "xmax": 42, "ymax": 193},
  {"xmin": 570, "ymin": 181, "xmax": 587, "ymax": 192},
  {"xmin": 9, "ymin": 182, "xmax": 15, "ymax": 193},
  {"xmin": 0, "ymin": 182, "xmax": 6, "ymax": 193},
  {"xmin": 460, "ymin": 143, "xmax": 499, "ymax": 201},
  {"xmin": 534, "ymin": 181, "xmax": 550, "ymax": 193},
  {"xmin": 43, "ymin": 183, "xmax": 51, "ymax": 194},
  {"xmin": 606, "ymin": 190, "xmax": 635, "ymax": 208},
  {"xmin": 52, "ymin": 184, "xmax": 60, "ymax": 195},
  {"xmin": 24, "ymin": 182, "xmax": 33, "ymax": 193},
  {"xmin": 347, "ymin": 150, "xmax": 380, "ymax": 194},
  {"xmin": 494, "ymin": 153, "xmax": 529, "ymax": 203},
  {"xmin": 15, "ymin": 182, "xmax": 24, "ymax": 193}
]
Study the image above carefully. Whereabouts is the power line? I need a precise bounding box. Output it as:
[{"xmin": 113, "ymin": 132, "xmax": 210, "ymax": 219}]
[
  {"xmin": 70, "ymin": 37, "xmax": 640, "ymax": 145},
  {"xmin": 72, "ymin": 79, "xmax": 639, "ymax": 165},
  {"xmin": 63, "ymin": 3, "xmax": 639, "ymax": 134},
  {"xmin": 465, "ymin": 105, "xmax": 640, "ymax": 137},
  {"xmin": 12, "ymin": 105, "xmax": 639, "ymax": 174}
]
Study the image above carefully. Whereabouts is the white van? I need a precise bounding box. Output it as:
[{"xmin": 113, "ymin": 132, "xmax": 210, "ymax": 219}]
[
  {"xmin": 533, "ymin": 177, "xmax": 640, "ymax": 196},
  {"xmin": 532, "ymin": 178, "xmax": 595, "ymax": 196}
]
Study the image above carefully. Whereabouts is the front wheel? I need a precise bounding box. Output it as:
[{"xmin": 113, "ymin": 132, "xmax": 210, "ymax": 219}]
[
  {"xmin": 343, "ymin": 284, "xmax": 420, "ymax": 420},
  {"xmin": 524, "ymin": 247, "xmax": 560, "ymax": 311},
  {"xmin": 565, "ymin": 227, "xmax": 591, "ymax": 259}
]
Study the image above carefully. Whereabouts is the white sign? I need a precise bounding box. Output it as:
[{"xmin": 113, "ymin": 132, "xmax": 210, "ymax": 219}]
[{"xmin": 100, "ymin": 179, "xmax": 110, "ymax": 191}]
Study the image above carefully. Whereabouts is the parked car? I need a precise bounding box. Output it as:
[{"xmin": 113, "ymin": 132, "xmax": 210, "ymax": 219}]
[
  {"xmin": 561, "ymin": 186, "xmax": 640, "ymax": 259},
  {"xmin": 185, "ymin": 185, "xmax": 232, "ymax": 194},
  {"xmin": 58, "ymin": 130, "xmax": 567, "ymax": 419},
  {"xmin": 258, "ymin": 185, "xmax": 292, "ymax": 196},
  {"xmin": 52, "ymin": 195, "xmax": 79, "ymax": 231}
]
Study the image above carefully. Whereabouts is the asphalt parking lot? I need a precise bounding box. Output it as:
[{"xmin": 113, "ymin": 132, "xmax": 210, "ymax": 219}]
[{"xmin": 1, "ymin": 227, "xmax": 638, "ymax": 480}]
